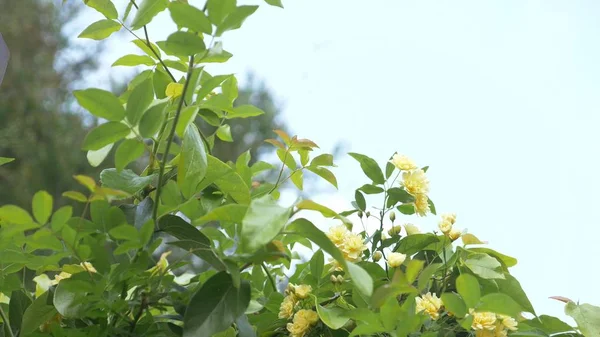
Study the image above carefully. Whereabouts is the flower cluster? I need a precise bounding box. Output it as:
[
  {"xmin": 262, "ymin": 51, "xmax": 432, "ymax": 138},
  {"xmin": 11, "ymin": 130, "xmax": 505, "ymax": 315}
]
[
  {"xmin": 279, "ymin": 284, "xmax": 319, "ymax": 337},
  {"xmin": 415, "ymin": 292, "xmax": 443, "ymax": 320},
  {"xmin": 438, "ymin": 213, "xmax": 462, "ymax": 241},
  {"xmin": 326, "ymin": 225, "xmax": 368, "ymax": 263},
  {"xmin": 392, "ymin": 154, "xmax": 431, "ymax": 216},
  {"xmin": 470, "ymin": 310, "xmax": 518, "ymax": 337}
]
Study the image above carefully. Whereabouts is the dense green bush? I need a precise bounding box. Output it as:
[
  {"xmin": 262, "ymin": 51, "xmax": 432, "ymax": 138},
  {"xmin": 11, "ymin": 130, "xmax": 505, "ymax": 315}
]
[{"xmin": 0, "ymin": 1, "xmax": 598, "ymax": 336}]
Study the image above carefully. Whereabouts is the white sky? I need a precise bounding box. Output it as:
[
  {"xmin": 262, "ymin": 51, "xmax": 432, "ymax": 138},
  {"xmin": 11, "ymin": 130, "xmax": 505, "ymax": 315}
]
[{"xmin": 78, "ymin": 0, "xmax": 600, "ymax": 322}]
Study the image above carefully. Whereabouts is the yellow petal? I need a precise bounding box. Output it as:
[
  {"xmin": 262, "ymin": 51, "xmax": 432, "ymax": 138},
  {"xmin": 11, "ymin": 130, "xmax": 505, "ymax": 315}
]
[{"xmin": 165, "ymin": 82, "xmax": 184, "ymax": 98}]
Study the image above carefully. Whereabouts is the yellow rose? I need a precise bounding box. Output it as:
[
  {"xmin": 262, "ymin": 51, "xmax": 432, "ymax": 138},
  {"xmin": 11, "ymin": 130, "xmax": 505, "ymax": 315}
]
[
  {"xmin": 390, "ymin": 154, "xmax": 417, "ymax": 171},
  {"xmin": 165, "ymin": 82, "xmax": 184, "ymax": 99},
  {"xmin": 416, "ymin": 292, "xmax": 443, "ymax": 320},
  {"xmin": 387, "ymin": 252, "xmax": 407, "ymax": 268},
  {"xmin": 51, "ymin": 272, "xmax": 72, "ymax": 286},
  {"xmin": 278, "ymin": 295, "xmax": 296, "ymax": 319},
  {"xmin": 401, "ymin": 169, "xmax": 429, "ymax": 196},
  {"xmin": 471, "ymin": 310, "xmax": 497, "ymax": 331},
  {"xmin": 404, "ymin": 223, "xmax": 421, "ymax": 235},
  {"xmin": 80, "ymin": 261, "xmax": 97, "ymax": 273},
  {"xmin": 286, "ymin": 309, "xmax": 319, "ymax": 337},
  {"xmin": 438, "ymin": 220, "xmax": 453, "ymax": 234},
  {"xmin": 448, "ymin": 227, "xmax": 462, "ymax": 241},
  {"xmin": 414, "ymin": 194, "xmax": 431, "ymax": 217},
  {"xmin": 497, "ymin": 314, "xmax": 518, "ymax": 331},
  {"xmin": 327, "ymin": 225, "xmax": 348, "ymax": 246},
  {"xmin": 294, "ymin": 284, "xmax": 312, "ymax": 299},
  {"xmin": 441, "ymin": 213, "xmax": 457, "ymax": 224},
  {"xmin": 341, "ymin": 233, "xmax": 367, "ymax": 262}
]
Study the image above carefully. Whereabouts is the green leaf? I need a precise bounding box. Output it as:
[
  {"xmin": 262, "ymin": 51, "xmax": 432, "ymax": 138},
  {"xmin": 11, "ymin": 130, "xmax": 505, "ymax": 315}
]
[
  {"xmin": 112, "ymin": 54, "xmax": 155, "ymax": 67},
  {"xmin": 310, "ymin": 250, "xmax": 324, "ymax": 282},
  {"xmin": 0, "ymin": 205, "xmax": 34, "ymax": 225},
  {"xmin": 265, "ymin": 0, "xmax": 284, "ymax": 8},
  {"xmin": 20, "ymin": 291, "xmax": 57, "ymax": 336},
  {"xmin": 405, "ymin": 259, "xmax": 425, "ymax": 283},
  {"xmin": 216, "ymin": 6, "xmax": 258, "ymax": 36},
  {"xmin": 195, "ymin": 204, "xmax": 247, "ymax": 226},
  {"xmin": 290, "ymin": 170, "xmax": 303, "ymax": 190},
  {"xmin": 358, "ymin": 184, "xmax": 384, "ymax": 194},
  {"xmin": 418, "ymin": 263, "xmax": 442, "ymax": 291},
  {"xmin": 441, "ymin": 293, "xmax": 467, "ymax": 318},
  {"xmin": 371, "ymin": 282, "xmax": 416, "ymax": 308},
  {"xmin": 82, "ymin": 122, "xmax": 130, "ymax": 151},
  {"xmin": 74, "ymin": 89, "xmax": 125, "ymax": 121},
  {"xmin": 197, "ymin": 155, "xmax": 251, "ymax": 204},
  {"xmin": 126, "ymin": 78, "xmax": 154, "ymax": 124},
  {"xmin": 207, "ymin": 0, "xmax": 236, "ymax": 26},
  {"xmin": 386, "ymin": 187, "xmax": 415, "ymax": 207},
  {"xmin": 228, "ymin": 105, "xmax": 265, "ymax": 118},
  {"xmin": 464, "ymin": 253, "xmax": 505, "ymax": 279},
  {"xmin": 78, "ymin": 19, "xmax": 121, "ymax": 40},
  {"xmin": 32, "ymin": 190, "xmax": 53, "ymax": 224},
  {"xmin": 51, "ymin": 206, "xmax": 73, "ymax": 232},
  {"xmin": 240, "ymin": 195, "xmax": 291, "ymax": 252},
  {"xmin": 159, "ymin": 215, "xmax": 226, "ymax": 270},
  {"xmin": 84, "ymin": 0, "xmax": 118, "ymax": 19},
  {"xmin": 175, "ymin": 106, "xmax": 200, "ymax": 138},
  {"xmin": 496, "ymin": 274, "xmax": 536, "ymax": 315},
  {"xmin": 565, "ymin": 302, "xmax": 600, "ymax": 337},
  {"xmin": 53, "ymin": 279, "xmax": 89, "ymax": 318},
  {"xmin": 469, "ymin": 247, "xmax": 517, "ymax": 268},
  {"xmin": 306, "ymin": 166, "xmax": 338, "ymax": 188},
  {"xmin": 163, "ymin": 31, "xmax": 206, "ymax": 57},
  {"xmin": 169, "ymin": 2, "xmax": 213, "ymax": 34},
  {"xmin": 87, "ymin": 144, "xmax": 113, "ymax": 167},
  {"xmin": 397, "ymin": 203, "xmax": 415, "ymax": 215},
  {"xmin": 523, "ymin": 315, "xmax": 575, "ymax": 335},
  {"xmin": 100, "ymin": 168, "xmax": 155, "ymax": 194},
  {"xmin": 153, "ymin": 70, "xmax": 170, "ymax": 99},
  {"xmin": 354, "ymin": 190, "xmax": 366, "ymax": 211},
  {"xmin": 139, "ymin": 102, "xmax": 167, "ymax": 137},
  {"xmin": 131, "ymin": 0, "xmax": 169, "ymax": 30},
  {"xmin": 178, "ymin": 124, "xmax": 208, "ymax": 198},
  {"xmin": 456, "ymin": 273, "xmax": 480, "ymax": 308},
  {"xmin": 183, "ymin": 271, "xmax": 251, "ymax": 337},
  {"xmin": 478, "ymin": 293, "xmax": 523, "ymax": 317},
  {"xmin": 347, "ymin": 261, "xmax": 374, "ymax": 297},
  {"xmin": 62, "ymin": 191, "xmax": 88, "ymax": 203},
  {"xmin": 396, "ymin": 234, "xmax": 439, "ymax": 255},
  {"xmin": 310, "ymin": 154, "xmax": 334, "ymax": 167},
  {"xmin": 348, "ymin": 152, "xmax": 385, "ymax": 185},
  {"xmin": 0, "ymin": 157, "xmax": 15, "ymax": 166},
  {"xmin": 115, "ymin": 139, "xmax": 145, "ymax": 172},
  {"xmin": 316, "ymin": 303, "xmax": 349, "ymax": 329},
  {"xmin": 216, "ymin": 124, "xmax": 233, "ymax": 142},
  {"xmin": 295, "ymin": 199, "xmax": 351, "ymax": 225},
  {"xmin": 9, "ymin": 290, "xmax": 32, "ymax": 334},
  {"xmin": 109, "ymin": 224, "xmax": 138, "ymax": 240}
]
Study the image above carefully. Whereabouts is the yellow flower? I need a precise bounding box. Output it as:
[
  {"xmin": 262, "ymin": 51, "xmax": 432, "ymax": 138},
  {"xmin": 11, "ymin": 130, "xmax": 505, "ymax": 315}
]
[
  {"xmin": 342, "ymin": 233, "xmax": 368, "ymax": 262},
  {"xmin": 372, "ymin": 251, "xmax": 383, "ymax": 262},
  {"xmin": 404, "ymin": 223, "xmax": 421, "ymax": 235},
  {"xmin": 448, "ymin": 227, "xmax": 462, "ymax": 241},
  {"xmin": 80, "ymin": 261, "xmax": 97, "ymax": 273},
  {"xmin": 497, "ymin": 314, "xmax": 518, "ymax": 331},
  {"xmin": 387, "ymin": 252, "xmax": 407, "ymax": 268},
  {"xmin": 401, "ymin": 169, "xmax": 429, "ymax": 196},
  {"xmin": 390, "ymin": 154, "xmax": 417, "ymax": 171},
  {"xmin": 51, "ymin": 272, "xmax": 72, "ymax": 286},
  {"xmin": 165, "ymin": 82, "xmax": 184, "ymax": 99},
  {"xmin": 416, "ymin": 292, "xmax": 443, "ymax": 320},
  {"xmin": 441, "ymin": 213, "xmax": 457, "ymax": 225},
  {"xmin": 279, "ymin": 295, "xmax": 296, "ymax": 319},
  {"xmin": 414, "ymin": 194, "xmax": 430, "ymax": 217},
  {"xmin": 438, "ymin": 220, "xmax": 453, "ymax": 234},
  {"xmin": 327, "ymin": 225, "xmax": 349, "ymax": 246},
  {"xmin": 286, "ymin": 309, "xmax": 319, "ymax": 337},
  {"xmin": 294, "ymin": 284, "xmax": 312, "ymax": 299},
  {"xmin": 471, "ymin": 310, "xmax": 497, "ymax": 331}
]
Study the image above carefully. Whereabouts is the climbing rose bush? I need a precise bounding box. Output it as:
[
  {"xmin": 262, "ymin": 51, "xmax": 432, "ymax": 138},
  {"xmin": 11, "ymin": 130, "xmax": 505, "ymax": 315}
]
[{"xmin": 0, "ymin": 0, "xmax": 599, "ymax": 336}]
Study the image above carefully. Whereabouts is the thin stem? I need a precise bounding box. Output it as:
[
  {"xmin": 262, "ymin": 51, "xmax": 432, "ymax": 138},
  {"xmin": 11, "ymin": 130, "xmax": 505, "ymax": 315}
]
[
  {"xmin": 269, "ymin": 149, "xmax": 289, "ymax": 194},
  {"xmin": 262, "ymin": 262, "xmax": 277, "ymax": 292},
  {"xmin": 152, "ymin": 55, "xmax": 195, "ymax": 225},
  {"xmin": 0, "ymin": 305, "xmax": 14, "ymax": 337}
]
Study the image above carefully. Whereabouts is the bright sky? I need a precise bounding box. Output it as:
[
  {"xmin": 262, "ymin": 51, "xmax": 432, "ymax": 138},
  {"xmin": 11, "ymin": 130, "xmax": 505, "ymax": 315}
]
[{"xmin": 80, "ymin": 0, "xmax": 600, "ymax": 322}]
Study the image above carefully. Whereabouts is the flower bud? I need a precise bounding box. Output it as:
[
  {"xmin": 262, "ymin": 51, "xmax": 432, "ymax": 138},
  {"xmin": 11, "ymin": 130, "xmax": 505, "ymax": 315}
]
[
  {"xmin": 387, "ymin": 225, "xmax": 402, "ymax": 236},
  {"xmin": 330, "ymin": 274, "xmax": 338, "ymax": 283},
  {"xmin": 389, "ymin": 211, "xmax": 396, "ymax": 222},
  {"xmin": 448, "ymin": 227, "xmax": 462, "ymax": 241},
  {"xmin": 357, "ymin": 211, "xmax": 363, "ymax": 218},
  {"xmin": 387, "ymin": 252, "xmax": 407, "ymax": 268},
  {"xmin": 372, "ymin": 251, "xmax": 383, "ymax": 262},
  {"xmin": 365, "ymin": 211, "xmax": 371, "ymax": 218},
  {"xmin": 336, "ymin": 275, "xmax": 344, "ymax": 283}
]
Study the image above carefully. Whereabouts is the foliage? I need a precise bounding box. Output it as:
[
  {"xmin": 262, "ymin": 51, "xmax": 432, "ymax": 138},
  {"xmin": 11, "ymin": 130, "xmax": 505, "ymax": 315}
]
[{"xmin": 0, "ymin": 1, "xmax": 598, "ymax": 336}]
